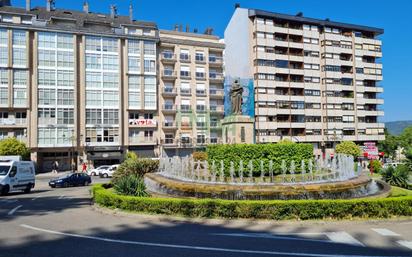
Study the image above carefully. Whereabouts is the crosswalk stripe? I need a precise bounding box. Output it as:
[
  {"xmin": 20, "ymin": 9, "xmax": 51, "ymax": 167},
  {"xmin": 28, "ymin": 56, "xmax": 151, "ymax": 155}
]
[
  {"xmin": 397, "ymin": 240, "xmax": 412, "ymax": 250},
  {"xmin": 325, "ymin": 232, "xmax": 364, "ymax": 246},
  {"xmin": 371, "ymin": 228, "xmax": 400, "ymax": 236}
]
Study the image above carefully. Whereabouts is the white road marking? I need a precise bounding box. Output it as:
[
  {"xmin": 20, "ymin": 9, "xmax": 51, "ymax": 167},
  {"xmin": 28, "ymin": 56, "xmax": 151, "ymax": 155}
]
[
  {"xmin": 58, "ymin": 195, "xmax": 65, "ymax": 199},
  {"xmin": 397, "ymin": 241, "xmax": 412, "ymax": 250},
  {"xmin": 31, "ymin": 196, "xmax": 41, "ymax": 201},
  {"xmin": 20, "ymin": 224, "xmax": 394, "ymax": 257},
  {"xmin": 211, "ymin": 233, "xmax": 329, "ymax": 243},
  {"xmin": 325, "ymin": 232, "xmax": 364, "ymax": 246},
  {"xmin": 8, "ymin": 205, "xmax": 23, "ymax": 215},
  {"xmin": 0, "ymin": 199, "xmax": 18, "ymax": 204},
  {"xmin": 371, "ymin": 228, "xmax": 400, "ymax": 237}
]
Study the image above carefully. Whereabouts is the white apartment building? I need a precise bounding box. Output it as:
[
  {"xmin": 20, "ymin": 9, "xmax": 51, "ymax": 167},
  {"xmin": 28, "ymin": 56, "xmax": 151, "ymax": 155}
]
[{"xmin": 225, "ymin": 7, "xmax": 385, "ymax": 156}]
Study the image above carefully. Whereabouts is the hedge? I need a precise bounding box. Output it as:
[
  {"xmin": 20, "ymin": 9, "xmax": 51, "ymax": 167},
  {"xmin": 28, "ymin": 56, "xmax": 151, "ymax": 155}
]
[
  {"xmin": 206, "ymin": 142, "xmax": 313, "ymax": 175},
  {"xmin": 92, "ymin": 184, "xmax": 412, "ymax": 220}
]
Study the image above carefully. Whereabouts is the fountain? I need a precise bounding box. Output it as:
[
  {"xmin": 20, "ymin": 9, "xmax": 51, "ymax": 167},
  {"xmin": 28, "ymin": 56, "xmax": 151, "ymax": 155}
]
[{"xmin": 144, "ymin": 153, "xmax": 391, "ymax": 200}]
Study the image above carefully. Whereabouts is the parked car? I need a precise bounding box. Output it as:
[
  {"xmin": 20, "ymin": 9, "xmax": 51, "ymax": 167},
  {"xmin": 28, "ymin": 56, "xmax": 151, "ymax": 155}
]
[
  {"xmin": 49, "ymin": 173, "xmax": 92, "ymax": 188},
  {"xmin": 87, "ymin": 165, "xmax": 110, "ymax": 176},
  {"xmin": 0, "ymin": 160, "xmax": 35, "ymax": 195},
  {"xmin": 99, "ymin": 164, "xmax": 119, "ymax": 178}
]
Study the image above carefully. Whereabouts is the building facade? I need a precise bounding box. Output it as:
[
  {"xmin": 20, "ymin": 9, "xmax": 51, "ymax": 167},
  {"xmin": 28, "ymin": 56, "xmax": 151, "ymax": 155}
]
[
  {"xmin": 224, "ymin": 8, "xmax": 384, "ymax": 157},
  {"xmin": 0, "ymin": 1, "xmax": 161, "ymax": 171},
  {"xmin": 158, "ymin": 30, "xmax": 224, "ymax": 157}
]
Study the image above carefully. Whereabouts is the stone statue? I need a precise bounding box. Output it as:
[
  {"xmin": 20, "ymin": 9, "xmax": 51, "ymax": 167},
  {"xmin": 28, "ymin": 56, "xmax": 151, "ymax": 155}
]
[{"xmin": 230, "ymin": 79, "xmax": 243, "ymax": 115}]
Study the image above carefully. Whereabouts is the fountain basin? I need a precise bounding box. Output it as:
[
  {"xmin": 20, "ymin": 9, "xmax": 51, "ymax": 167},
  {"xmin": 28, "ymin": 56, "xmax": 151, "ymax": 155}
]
[{"xmin": 144, "ymin": 173, "xmax": 391, "ymax": 200}]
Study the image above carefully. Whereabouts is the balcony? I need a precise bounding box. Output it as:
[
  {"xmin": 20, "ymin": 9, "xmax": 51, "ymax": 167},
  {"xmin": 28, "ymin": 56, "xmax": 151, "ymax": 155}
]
[
  {"xmin": 180, "ymin": 138, "xmax": 193, "ymax": 147},
  {"xmin": 160, "ymin": 52, "xmax": 176, "ymax": 63},
  {"xmin": 209, "ymin": 56, "xmax": 223, "ymax": 67},
  {"xmin": 180, "ymin": 105, "xmax": 192, "ymax": 113},
  {"xmin": 162, "ymin": 138, "xmax": 178, "ymax": 148},
  {"xmin": 196, "ymin": 89, "xmax": 207, "ymax": 97},
  {"xmin": 195, "ymin": 56, "xmax": 206, "ymax": 64},
  {"xmin": 128, "ymin": 119, "xmax": 157, "ymax": 128},
  {"xmin": 163, "ymin": 121, "xmax": 177, "ymax": 130},
  {"xmin": 196, "ymin": 105, "xmax": 207, "ymax": 113},
  {"xmin": 129, "ymin": 137, "xmax": 156, "ymax": 145},
  {"xmin": 195, "ymin": 72, "xmax": 206, "ymax": 81},
  {"xmin": 180, "ymin": 71, "xmax": 191, "ymax": 80},
  {"xmin": 162, "ymin": 87, "xmax": 177, "ymax": 97},
  {"xmin": 210, "ymin": 105, "xmax": 224, "ymax": 114},
  {"xmin": 180, "ymin": 88, "xmax": 192, "ymax": 96},
  {"xmin": 196, "ymin": 122, "xmax": 207, "ymax": 130},
  {"xmin": 210, "ymin": 121, "xmax": 221, "ymax": 130},
  {"xmin": 179, "ymin": 53, "xmax": 191, "ymax": 63},
  {"xmin": 209, "ymin": 72, "xmax": 224, "ymax": 82},
  {"xmin": 162, "ymin": 104, "xmax": 176, "ymax": 114},
  {"xmin": 209, "ymin": 88, "xmax": 224, "ymax": 99},
  {"xmin": 0, "ymin": 118, "xmax": 27, "ymax": 127},
  {"xmin": 180, "ymin": 122, "xmax": 192, "ymax": 129},
  {"xmin": 161, "ymin": 70, "xmax": 177, "ymax": 81}
]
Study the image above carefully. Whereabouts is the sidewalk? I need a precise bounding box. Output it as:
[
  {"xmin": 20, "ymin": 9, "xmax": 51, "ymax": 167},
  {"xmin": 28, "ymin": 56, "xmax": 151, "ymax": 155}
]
[{"xmin": 35, "ymin": 171, "xmax": 72, "ymax": 180}]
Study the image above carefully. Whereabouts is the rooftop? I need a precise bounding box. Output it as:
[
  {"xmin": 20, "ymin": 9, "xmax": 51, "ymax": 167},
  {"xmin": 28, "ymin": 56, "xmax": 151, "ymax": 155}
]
[{"xmin": 248, "ymin": 8, "xmax": 384, "ymax": 35}]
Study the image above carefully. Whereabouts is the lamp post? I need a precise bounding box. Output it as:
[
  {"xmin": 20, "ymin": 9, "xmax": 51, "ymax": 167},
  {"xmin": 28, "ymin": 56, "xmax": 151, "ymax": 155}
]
[{"xmin": 63, "ymin": 133, "xmax": 76, "ymax": 173}]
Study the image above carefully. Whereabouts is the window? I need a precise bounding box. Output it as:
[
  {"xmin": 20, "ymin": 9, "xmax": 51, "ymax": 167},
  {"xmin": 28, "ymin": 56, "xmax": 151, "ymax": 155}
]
[
  {"xmin": 128, "ymin": 40, "xmax": 140, "ymax": 54},
  {"xmin": 0, "ymin": 29, "xmax": 7, "ymax": 45},
  {"xmin": 128, "ymin": 75, "xmax": 141, "ymax": 90},
  {"xmin": 0, "ymin": 87, "xmax": 7, "ymax": 105},
  {"xmin": 102, "ymin": 55, "xmax": 118, "ymax": 70},
  {"xmin": 57, "ymin": 33, "xmax": 73, "ymax": 49},
  {"xmin": 86, "ymin": 54, "xmax": 101, "ymax": 69},
  {"xmin": 86, "ymin": 72, "xmax": 101, "ymax": 88},
  {"xmin": 195, "ymin": 52, "xmax": 205, "ymax": 62},
  {"xmin": 38, "ymin": 108, "xmax": 56, "ymax": 124},
  {"xmin": 57, "ymin": 71, "xmax": 74, "ymax": 87},
  {"xmin": 129, "ymin": 92, "xmax": 141, "ymax": 108},
  {"xmin": 0, "ymin": 69, "xmax": 7, "ymax": 85},
  {"xmin": 356, "ymin": 68, "xmax": 364, "ymax": 74},
  {"xmin": 86, "ymin": 90, "xmax": 101, "ymax": 106},
  {"xmin": 128, "ymin": 56, "xmax": 140, "ymax": 71},
  {"xmin": 143, "ymin": 41, "xmax": 155, "ymax": 55},
  {"xmin": 0, "ymin": 46, "xmax": 8, "ymax": 65},
  {"xmin": 38, "ymin": 32, "xmax": 55, "ymax": 48},
  {"xmin": 57, "ymin": 89, "xmax": 74, "ymax": 105},
  {"xmin": 86, "ymin": 36, "xmax": 101, "ymax": 51},
  {"xmin": 13, "ymin": 88, "xmax": 26, "ymax": 106},
  {"xmin": 57, "ymin": 51, "xmax": 74, "ymax": 67},
  {"xmin": 57, "ymin": 108, "xmax": 74, "ymax": 124},
  {"xmin": 38, "ymin": 49, "xmax": 55, "ymax": 67},
  {"xmin": 103, "ymin": 91, "xmax": 119, "ymax": 106},
  {"xmin": 103, "ymin": 73, "xmax": 118, "ymax": 88},
  {"xmin": 103, "ymin": 109, "xmax": 119, "ymax": 125},
  {"xmin": 13, "ymin": 70, "xmax": 27, "ymax": 85},
  {"xmin": 38, "ymin": 88, "xmax": 56, "ymax": 105},
  {"xmin": 12, "ymin": 30, "xmax": 26, "ymax": 46},
  {"xmin": 38, "ymin": 128, "xmax": 55, "ymax": 145},
  {"xmin": 86, "ymin": 109, "xmax": 102, "ymax": 124},
  {"xmin": 38, "ymin": 69, "xmax": 56, "ymax": 86},
  {"xmin": 102, "ymin": 38, "xmax": 118, "ymax": 52},
  {"xmin": 144, "ymin": 59, "xmax": 155, "ymax": 73},
  {"xmin": 13, "ymin": 48, "xmax": 26, "ymax": 66}
]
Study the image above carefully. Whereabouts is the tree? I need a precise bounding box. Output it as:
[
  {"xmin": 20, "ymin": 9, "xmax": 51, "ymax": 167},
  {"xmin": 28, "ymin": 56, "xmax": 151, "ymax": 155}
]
[
  {"xmin": 398, "ymin": 126, "xmax": 412, "ymax": 149},
  {"xmin": 0, "ymin": 137, "xmax": 30, "ymax": 160},
  {"xmin": 335, "ymin": 141, "xmax": 362, "ymax": 158},
  {"xmin": 378, "ymin": 128, "xmax": 399, "ymax": 159}
]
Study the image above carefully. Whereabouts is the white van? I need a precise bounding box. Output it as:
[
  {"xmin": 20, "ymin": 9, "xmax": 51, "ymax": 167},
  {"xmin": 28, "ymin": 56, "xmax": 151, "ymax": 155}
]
[{"xmin": 0, "ymin": 160, "xmax": 35, "ymax": 195}]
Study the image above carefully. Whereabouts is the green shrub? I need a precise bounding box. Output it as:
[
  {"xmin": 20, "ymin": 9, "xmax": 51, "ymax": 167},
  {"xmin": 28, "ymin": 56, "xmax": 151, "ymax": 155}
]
[
  {"xmin": 113, "ymin": 158, "xmax": 159, "ymax": 183},
  {"xmin": 126, "ymin": 151, "xmax": 138, "ymax": 160},
  {"xmin": 92, "ymin": 184, "xmax": 412, "ymax": 220},
  {"xmin": 206, "ymin": 143, "xmax": 313, "ymax": 175},
  {"xmin": 113, "ymin": 175, "xmax": 149, "ymax": 197},
  {"xmin": 193, "ymin": 151, "xmax": 208, "ymax": 161},
  {"xmin": 0, "ymin": 137, "xmax": 30, "ymax": 160},
  {"xmin": 369, "ymin": 159, "xmax": 383, "ymax": 174},
  {"xmin": 335, "ymin": 141, "xmax": 362, "ymax": 158},
  {"xmin": 382, "ymin": 165, "xmax": 410, "ymax": 189}
]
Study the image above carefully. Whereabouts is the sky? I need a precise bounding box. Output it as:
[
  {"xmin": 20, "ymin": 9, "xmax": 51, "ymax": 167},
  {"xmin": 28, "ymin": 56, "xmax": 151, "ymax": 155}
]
[{"xmin": 12, "ymin": 0, "xmax": 412, "ymax": 122}]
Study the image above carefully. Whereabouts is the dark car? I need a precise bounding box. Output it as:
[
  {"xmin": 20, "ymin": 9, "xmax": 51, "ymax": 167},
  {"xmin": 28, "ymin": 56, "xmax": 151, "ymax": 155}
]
[{"xmin": 49, "ymin": 173, "xmax": 92, "ymax": 188}]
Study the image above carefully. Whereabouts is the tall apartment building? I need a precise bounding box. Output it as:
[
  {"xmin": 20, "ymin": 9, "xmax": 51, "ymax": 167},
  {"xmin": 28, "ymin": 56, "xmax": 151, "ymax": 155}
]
[
  {"xmin": 158, "ymin": 29, "xmax": 225, "ymax": 157},
  {"xmin": 0, "ymin": 0, "xmax": 159, "ymax": 171},
  {"xmin": 225, "ymin": 7, "xmax": 385, "ymax": 156}
]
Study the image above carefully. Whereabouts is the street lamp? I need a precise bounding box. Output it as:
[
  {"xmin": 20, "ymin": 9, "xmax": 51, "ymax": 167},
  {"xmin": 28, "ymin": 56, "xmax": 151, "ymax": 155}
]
[{"xmin": 63, "ymin": 132, "xmax": 76, "ymax": 173}]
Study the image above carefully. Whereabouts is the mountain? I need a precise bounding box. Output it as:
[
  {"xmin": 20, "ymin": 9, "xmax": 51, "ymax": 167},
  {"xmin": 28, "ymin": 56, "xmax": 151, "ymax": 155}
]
[{"xmin": 385, "ymin": 120, "xmax": 412, "ymax": 135}]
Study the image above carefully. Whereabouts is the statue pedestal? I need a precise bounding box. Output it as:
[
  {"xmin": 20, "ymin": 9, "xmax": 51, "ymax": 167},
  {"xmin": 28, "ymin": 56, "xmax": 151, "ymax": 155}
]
[{"xmin": 221, "ymin": 115, "xmax": 254, "ymax": 144}]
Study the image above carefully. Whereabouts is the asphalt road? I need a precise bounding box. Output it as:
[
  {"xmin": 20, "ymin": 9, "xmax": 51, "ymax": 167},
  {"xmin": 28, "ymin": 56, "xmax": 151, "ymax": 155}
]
[{"xmin": 0, "ymin": 173, "xmax": 412, "ymax": 257}]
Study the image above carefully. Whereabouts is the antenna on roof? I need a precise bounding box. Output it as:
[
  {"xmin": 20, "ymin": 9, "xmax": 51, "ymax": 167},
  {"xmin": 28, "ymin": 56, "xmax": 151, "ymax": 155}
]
[
  {"xmin": 129, "ymin": 1, "xmax": 133, "ymax": 21},
  {"xmin": 110, "ymin": 4, "xmax": 117, "ymax": 19},
  {"xmin": 83, "ymin": 1, "xmax": 89, "ymax": 13},
  {"xmin": 186, "ymin": 24, "xmax": 190, "ymax": 32},
  {"xmin": 296, "ymin": 12, "xmax": 303, "ymax": 17},
  {"xmin": 46, "ymin": 0, "xmax": 55, "ymax": 12}
]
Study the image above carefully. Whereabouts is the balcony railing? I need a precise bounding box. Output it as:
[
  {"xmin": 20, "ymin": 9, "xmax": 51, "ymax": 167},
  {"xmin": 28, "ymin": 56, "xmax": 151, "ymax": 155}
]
[
  {"xmin": 196, "ymin": 122, "xmax": 207, "ymax": 128},
  {"xmin": 162, "ymin": 104, "xmax": 176, "ymax": 112},
  {"xmin": 0, "ymin": 118, "xmax": 26, "ymax": 125},
  {"xmin": 209, "ymin": 56, "xmax": 223, "ymax": 65},
  {"xmin": 195, "ymin": 72, "xmax": 206, "ymax": 80},
  {"xmin": 195, "ymin": 56, "xmax": 206, "ymax": 64},
  {"xmin": 209, "ymin": 88, "xmax": 224, "ymax": 98},
  {"xmin": 180, "ymin": 105, "xmax": 191, "ymax": 113},
  {"xmin": 180, "ymin": 88, "xmax": 191, "ymax": 95},
  {"xmin": 180, "ymin": 71, "xmax": 191, "ymax": 79},
  {"xmin": 196, "ymin": 105, "xmax": 206, "ymax": 113},
  {"xmin": 163, "ymin": 121, "xmax": 177, "ymax": 129},
  {"xmin": 129, "ymin": 137, "xmax": 156, "ymax": 145},
  {"xmin": 210, "ymin": 105, "xmax": 224, "ymax": 113},
  {"xmin": 209, "ymin": 72, "xmax": 224, "ymax": 81},
  {"xmin": 162, "ymin": 87, "xmax": 177, "ymax": 96},
  {"xmin": 196, "ymin": 89, "xmax": 207, "ymax": 96},
  {"xmin": 162, "ymin": 70, "xmax": 177, "ymax": 80},
  {"xmin": 180, "ymin": 53, "xmax": 190, "ymax": 62},
  {"xmin": 161, "ymin": 52, "xmax": 176, "ymax": 62}
]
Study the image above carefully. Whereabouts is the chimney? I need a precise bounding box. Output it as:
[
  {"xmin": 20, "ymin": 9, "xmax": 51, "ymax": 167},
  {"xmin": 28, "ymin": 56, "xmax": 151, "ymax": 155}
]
[
  {"xmin": 174, "ymin": 24, "xmax": 179, "ymax": 31},
  {"xmin": 234, "ymin": 3, "xmax": 240, "ymax": 9},
  {"xmin": 129, "ymin": 2, "xmax": 133, "ymax": 21},
  {"xmin": 46, "ymin": 0, "xmax": 54, "ymax": 12},
  {"xmin": 179, "ymin": 24, "xmax": 183, "ymax": 32},
  {"xmin": 83, "ymin": 1, "xmax": 89, "ymax": 13},
  {"xmin": 193, "ymin": 28, "xmax": 198, "ymax": 33},
  {"xmin": 26, "ymin": 0, "xmax": 31, "ymax": 11},
  {"xmin": 110, "ymin": 4, "xmax": 117, "ymax": 19},
  {"xmin": 185, "ymin": 24, "xmax": 190, "ymax": 33}
]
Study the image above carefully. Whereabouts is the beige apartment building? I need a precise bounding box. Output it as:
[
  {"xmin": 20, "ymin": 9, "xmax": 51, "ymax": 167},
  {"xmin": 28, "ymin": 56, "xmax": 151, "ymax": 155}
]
[
  {"xmin": 225, "ymin": 7, "xmax": 385, "ymax": 157},
  {"xmin": 158, "ymin": 29, "xmax": 225, "ymax": 157},
  {"xmin": 0, "ymin": 0, "xmax": 161, "ymax": 171}
]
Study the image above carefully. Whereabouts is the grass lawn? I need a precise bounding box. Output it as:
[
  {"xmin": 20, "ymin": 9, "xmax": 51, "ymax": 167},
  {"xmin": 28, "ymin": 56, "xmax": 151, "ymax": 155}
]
[{"xmin": 390, "ymin": 186, "xmax": 412, "ymax": 197}]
